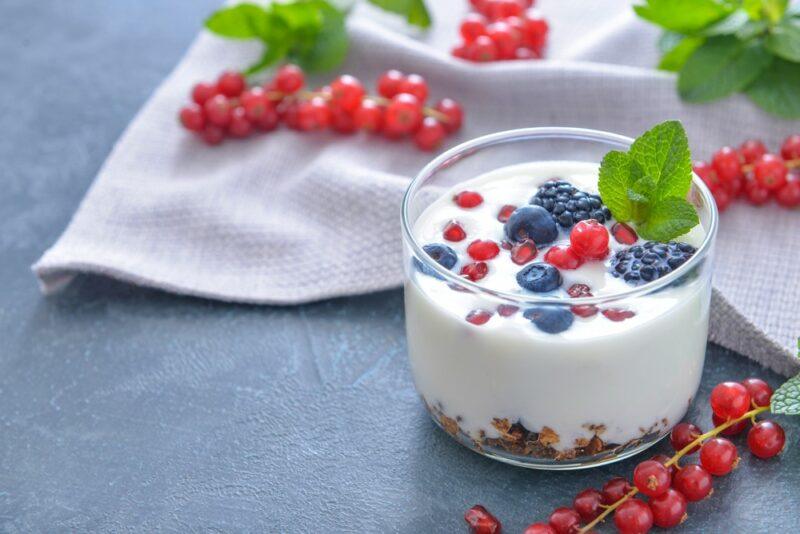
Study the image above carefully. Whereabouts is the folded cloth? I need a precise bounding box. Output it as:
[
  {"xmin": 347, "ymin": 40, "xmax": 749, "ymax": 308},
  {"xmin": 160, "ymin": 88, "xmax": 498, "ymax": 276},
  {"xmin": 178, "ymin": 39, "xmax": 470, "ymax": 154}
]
[{"xmin": 34, "ymin": 1, "xmax": 800, "ymax": 376}]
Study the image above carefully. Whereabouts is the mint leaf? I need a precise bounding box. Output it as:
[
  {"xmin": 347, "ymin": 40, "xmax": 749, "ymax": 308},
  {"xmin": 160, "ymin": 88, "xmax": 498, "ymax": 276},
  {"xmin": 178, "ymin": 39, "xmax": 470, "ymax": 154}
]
[
  {"xmin": 700, "ymin": 9, "xmax": 750, "ymax": 35},
  {"xmin": 658, "ymin": 34, "xmax": 705, "ymax": 71},
  {"xmin": 746, "ymin": 58, "xmax": 800, "ymax": 118},
  {"xmin": 628, "ymin": 120, "xmax": 692, "ymax": 201},
  {"xmin": 766, "ymin": 17, "xmax": 800, "ymax": 62},
  {"xmin": 294, "ymin": 1, "xmax": 349, "ymax": 72},
  {"xmin": 245, "ymin": 40, "xmax": 289, "ymax": 75},
  {"xmin": 634, "ymin": 0, "xmax": 733, "ymax": 33},
  {"xmin": 637, "ymin": 197, "xmax": 700, "ymax": 241},
  {"xmin": 598, "ymin": 151, "xmax": 634, "ymax": 222},
  {"xmin": 205, "ymin": 3, "xmax": 270, "ymax": 39},
  {"xmin": 367, "ymin": 0, "xmax": 432, "ymax": 28},
  {"xmin": 678, "ymin": 36, "xmax": 773, "ymax": 102},
  {"xmin": 771, "ymin": 372, "xmax": 800, "ymax": 415},
  {"xmin": 763, "ymin": 0, "xmax": 789, "ymax": 22}
]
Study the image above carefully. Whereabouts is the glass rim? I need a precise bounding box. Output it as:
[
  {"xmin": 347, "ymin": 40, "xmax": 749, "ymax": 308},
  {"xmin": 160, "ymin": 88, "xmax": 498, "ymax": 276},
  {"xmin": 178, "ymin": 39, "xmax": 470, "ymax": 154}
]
[{"xmin": 400, "ymin": 127, "xmax": 720, "ymax": 306}]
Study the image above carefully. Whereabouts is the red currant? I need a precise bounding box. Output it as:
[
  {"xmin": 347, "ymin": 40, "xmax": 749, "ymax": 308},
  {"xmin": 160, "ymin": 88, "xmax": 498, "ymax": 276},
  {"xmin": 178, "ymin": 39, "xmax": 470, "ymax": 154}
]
[
  {"xmin": 693, "ymin": 160, "xmax": 722, "ymax": 192},
  {"xmin": 443, "ymin": 220, "xmax": 467, "ymax": 242},
  {"xmin": 699, "ymin": 437, "xmax": 739, "ymax": 476},
  {"xmin": 754, "ymin": 154, "xmax": 788, "ymax": 191},
  {"xmin": 497, "ymin": 304, "xmax": 519, "ymax": 317},
  {"xmin": 601, "ymin": 308, "xmax": 635, "ymax": 321},
  {"xmin": 353, "ymin": 99, "xmax": 383, "ymax": 133},
  {"xmin": 461, "ymin": 13, "xmax": 488, "ymax": 42},
  {"xmin": 712, "ymin": 187, "xmax": 731, "ymax": 212},
  {"xmin": 672, "ymin": 464, "xmax": 713, "ymax": 501},
  {"xmin": 414, "ymin": 117, "xmax": 447, "ymax": 151},
  {"xmin": 330, "ymin": 108, "xmax": 357, "ymax": 135},
  {"xmin": 466, "ymin": 309, "xmax": 493, "ymax": 325},
  {"xmin": 776, "ymin": 180, "xmax": 800, "ymax": 208},
  {"xmin": 747, "ymin": 420, "xmax": 786, "ymax": 459},
  {"xmin": 461, "ymin": 262, "xmax": 489, "ymax": 281},
  {"xmin": 510, "ymin": 239, "xmax": 537, "ymax": 265},
  {"xmin": 522, "ymin": 16, "xmax": 548, "ymax": 50},
  {"xmin": 712, "ymin": 412, "xmax": 749, "ymax": 436},
  {"xmin": 781, "ymin": 134, "xmax": 800, "ymax": 160},
  {"xmin": 227, "ymin": 107, "xmax": 253, "ymax": 138},
  {"xmin": 179, "ymin": 103, "xmax": 206, "ymax": 132},
  {"xmin": 523, "ymin": 523, "xmax": 556, "ymax": 534},
  {"xmin": 452, "ymin": 44, "xmax": 470, "ymax": 59},
  {"xmin": 301, "ymin": 97, "xmax": 332, "ymax": 131},
  {"xmin": 633, "ymin": 459, "xmax": 671, "ymax": 498},
  {"xmin": 434, "ymin": 98, "xmax": 464, "ymax": 133},
  {"xmin": 275, "ymin": 64, "xmax": 305, "ymax": 94},
  {"xmin": 649, "ymin": 488, "xmax": 687, "ymax": 528},
  {"xmin": 199, "ymin": 124, "xmax": 225, "ymax": 146},
  {"xmin": 611, "ymin": 222, "xmax": 638, "ymax": 245},
  {"xmin": 240, "ymin": 88, "xmax": 270, "ymax": 121},
  {"xmin": 216, "ymin": 70, "xmax": 245, "ymax": 97},
  {"xmin": 487, "ymin": 21, "xmax": 519, "ymax": 59},
  {"xmin": 464, "ymin": 504, "xmax": 501, "ymax": 534},
  {"xmin": 203, "ymin": 94, "xmax": 232, "ymax": 127},
  {"xmin": 467, "ymin": 239, "xmax": 500, "ymax": 261},
  {"xmin": 613, "ymin": 498, "xmax": 653, "ymax": 534},
  {"xmin": 470, "ymin": 35, "xmax": 499, "ymax": 62},
  {"xmin": 192, "ymin": 81, "xmax": 219, "ymax": 105},
  {"xmin": 670, "ymin": 422, "xmax": 702, "ymax": 454},
  {"xmin": 573, "ymin": 488, "xmax": 603, "ymax": 522},
  {"xmin": 569, "ymin": 220, "xmax": 609, "ymax": 259},
  {"xmin": 744, "ymin": 179, "xmax": 771, "ymax": 205},
  {"xmin": 329, "ymin": 75, "xmax": 365, "ymax": 112},
  {"xmin": 384, "ymin": 93, "xmax": 423, "ymax": 134},
  {"xmin": 712, "ymin": 146, "xmax": 743, "ymax": 183},
  {"xmin": 453, "ymin": 190, "xmax": 484, "ymax": 208},
  {"xmin": 497, "ymin": 204, "xmax": 516, "ymax": 222},
  {"xmin": 377, "ymin": 69, "xmax": 404, "ymax": 98},
  {"xmin": 601, "ymin": 477, "xmax": 632, "ymax": 504},
  {"xmin": 544, "ymin": 246, "xmax": 582, "ymax": 270},
  {"xmin": 649, "ymin": 454, "xmax": 676, "ymax": 479},
  {"xmin": 741, "ymin": 377, "xmax": 773, "ymax": 407},
  {"xmin": 253, "ymin": 104, "xmax": 279, "ymax": 131},
  {"xmin": 710, "ymin": 381, "xmax": 751, "ymax": 420},
  {"xmin": 398, "ymin": 74, "xmax": 429, "ymax": 104},
  {"xmin": 548, "ymin": 507, "xmax": 581, "ymax": 534},
  {"xmin": 739, "ymin": 139, "xmax": 767, "ymax": 164}
]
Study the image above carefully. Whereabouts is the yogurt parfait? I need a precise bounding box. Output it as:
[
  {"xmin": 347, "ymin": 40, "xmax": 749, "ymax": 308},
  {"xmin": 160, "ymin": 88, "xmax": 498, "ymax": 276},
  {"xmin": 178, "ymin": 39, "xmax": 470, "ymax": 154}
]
[{"xmin": 401, "ymin": 126, "xmax": 718, "ymax": 469}]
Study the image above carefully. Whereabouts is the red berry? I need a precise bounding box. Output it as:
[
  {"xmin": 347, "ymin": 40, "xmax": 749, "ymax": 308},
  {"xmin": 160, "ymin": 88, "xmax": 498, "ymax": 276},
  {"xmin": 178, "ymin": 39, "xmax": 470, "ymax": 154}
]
[
  {"xmin": 748, "ymin": 420, "xmax": 786, "ymax": 459},
  {"xmin": 514, "ymin": 46, "xmax": 540, "ymax": 60},
  {"xmin": 739, "ymin": 139, "xmax": 767, "ymax": 164},
  {"xmin": 548, "ymin": 507, "xmax": 581, "ymax": 534},
  {"xmin": 487, "ymin": 21, "xmax": 519, "ymax": 59},
  {"xmin": 712, "ymin": 187, "xmax": 732, "ymax": 212},
  {"xmin": 611, "ymin": 222, "xmax": 638, "ymax": 245},
  {"xmin": 253, "ymin": 104, "xmax": 279, "ymax": 131},
  {"xmin": 699, "ymin": 437, "xmax": 739, "ymax": 475},
  {"xmin": 179, "ymin": 103, "xmax": 206, "ymax": 132},
  {"xmin": 240, "ymin": 88, "xmax": 270, "ymax": 121},
  {"xmin": 710, "ymin": 381, "xmax": 751, "ymax": 420},
  {"xmin": 199, "ymin": 124, "xmax": 225, "ymax": 146},
  {"xmin": 672, "ymin": 464, "xmax": 713, "ymax": 501},
  {"xmin": 693, "ymin": 160, "xmax": 722, "ymax": 192},
  {"xmin": 571, "ymin": 305, "xmax": 599, "ymax": 318},
  {"xmin": 649, "ymin": 454, "xmax": 676, "ymax": 479},
  {"xmin": 414, "ymin": 117, "xmax": 447, "ymax": 151},
  {"xmin": 296, "ymin": 97, "xmax": 331, "ymax": 131},
  {"xmin": 384, "ymin": 93, "xmax": 423, "ymax": 134},
  {"xmin": 464, "ymin": 504, "xmax": 501, "ymax": 534},
  {"xmin": 330, "ymin": 75, "xmax": 365, "ymax": 112},
  {"xmin": 713, "ymin": 412, "xmax": 749, "ymax": 436},
  {"xmin": 613, "ymin": 498, "xmax": 653, "ymax": 534},
  {"xmin": 434, "ymin": 98, "xmax": 464, "ymax": 133},
  {"xmin": 649, "ymin": 488, "xmax": 687, "ymax": 528},
  {"xmin": 741, "ymin": 378, "xmax": 773, "ymax": 407},
  {"xmin": 727, "ymin": 175, "xmax": 744, "ymax": 197},
  {"xmin": 460, "ymin": 13, "xmax": 488, "ymax": 42},
  {"xmin": 461, "ymin": 262, "xmax": 489, "ymax": 281},
  {"xmin": 443, "ymin": 220, "xmax": 467, "ymax": 242},
  {"xmin": 470, "ymin": 35, "xmax": 499, "ymax": 62},
  {"xmin": 191, "ymin": 81, "xmax": 218, "ymax": 105},
  {"xmin": 227, "ymin": 107, "xmax": 253, "ymax": 138},
  {"xmin": 275, "ymin": 64, "xmax": 305, "ymax": 94},
  {"xmin": 497, "ymin": 304, "xmax": 519, "ymax": 317},
  {"xmin": 488, "ymin": 0, "xmax": 524, "ymax": 19},
  {"xmin": 377, "ymin": 69, "xmax": 404, "ymax": 98},
  {"xmin": 711, "ymin": 146, "xmax": 743, "ymax": 183},
  {"xmin": 601, "ymin": 477, "xmax": 632, "ymax": 505},
  {"xmin": 633, "ymin": 460, "xmax": 671, "ymax": 498},
  {"xmin": 522, "ymin": 16, "xmax": 548, "ymax": 50},
  {"xmin": 466, "ymin": 309, "xmax": 493, "ymax": 325},
  {"xmin": 452, "ymin": 43, "xmax": 470, "ymax": 59},
  {"xmin": 497, "ymin": 204, "xmax": 516, "ymax": 222},
  {"xmin": 203, "ymin": 94, "xmax": 232, "ymax": 127},
  {"xmin": 781, "ymin": 134, "xmax": 800, "ymax": 160},
  {"xmin": 468, "ymin": 240, "xmax": 500, "ymax": 261},
  {"xmin": 670, "ymin": 422, "xmax": 702, "ymax": 454},
  {"xmin": 544, "ymin": 246, "xmax": 583, "ymax": 270},
  {"xmin": 754, "ymin": 154, "xmax": 788, "ymax": 191},
  {"xmin": 523, "ymin": 523, "xmax": 556, "ymax": 534},
  {"xmin": 569, "ymin": 220, "xmax": 609, "ymax": 259},
  {"xmin": 573, "ymin": 488, "xmax": 603, "ymax": 522},
  {"xmin": 510, "ymin": 239, "xmax": 538, "ymax": 265},
  {"xmin": 330, "ymin": 108, "xmax": 357, "ymax": 134},
  {"xmin": 601, "ymin": 308, "xmax": 635, "ymax": 321},
  {"xmin": 216, "ymin": 70, "xmax": 245, "ymax": 97},
  {"xmin": 353, "ymin": 99, "xmax": 383, "ymax": 133},
  {"xmin": 745, "ymin": 179, "xmax": 771, "ymax": 205},
  {"xmin": 397, "ymin": 74, "xmax": 429, "ymax": 104},
  {"xmin": 776, "ymin": 180, "xmax": 800, "ymax": 208},
  {"xmin": 453, "ymin": 190, "xmax": 484, "ymax": 208}
]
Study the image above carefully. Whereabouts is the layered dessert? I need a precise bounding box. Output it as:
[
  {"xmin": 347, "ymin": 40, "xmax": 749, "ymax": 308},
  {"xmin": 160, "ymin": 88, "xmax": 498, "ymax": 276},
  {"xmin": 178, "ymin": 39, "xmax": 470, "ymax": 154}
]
[{"xmin": 405, "ymin": 159, "xmax": 713, "ymax": 468}]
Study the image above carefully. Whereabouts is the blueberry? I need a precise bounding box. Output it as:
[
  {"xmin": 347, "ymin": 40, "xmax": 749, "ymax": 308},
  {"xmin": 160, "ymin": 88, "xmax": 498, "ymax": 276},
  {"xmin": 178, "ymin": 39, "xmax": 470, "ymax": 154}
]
[
  {"xmin": 523, "ymin": 307, "xmax": 574, "ymax": 334},
  {"xmin": 504, "ymin": 205, "xmax": 559, "ymax": 245},
  {"xmin": 516, "ymin": 263, "xmax": 562, "ymax": 292},
  {"xmin": 415, "ymin": 243, "xmax": 457, "ymax": 279},
  {"xmin": 609, "ymin": 241, "xmax": 696, "ymax": 286},
  {"xmin": 530, "ymin": 181, "xmax": 613, "ymax": 228}
]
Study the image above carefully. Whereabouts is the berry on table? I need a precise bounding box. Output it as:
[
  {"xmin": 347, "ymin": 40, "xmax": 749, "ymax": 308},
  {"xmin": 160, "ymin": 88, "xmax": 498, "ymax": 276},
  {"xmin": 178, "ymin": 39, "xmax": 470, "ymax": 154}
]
[
  {"xmin": 397, "ymin": 73, "xmax": 429, "ymax": 103},
  {"xmin": 385, "ymin": 93, "xmax": 423, "ymax": 134},
  {"xmin": 524, "ymin": 306, "xmax": 574, "ymax": 334},
  {"xmin": 275, "ymin": 64, "xmax": 305, "ymax": 93},
  {"xmin": 741, "ymin": 377, "xmax": 773, "ymax": 407},
  {"xmin": 179, "ymin": 103, "xmax": 206, "ymax": 132},
  {"xmin": 443, "ymin": 220, "xmax": 467, "ymax": 242},
  {"xmin": 544, "ymin": 246, "xmax": 583, "ymax": 270},
  {"xmin": 672, "ymin": 464, "xmax": 713, "ymax": 501},
  {"xmin": 228, "ymin": 107, "xmax": 253, "ymax": 138},
  {"xmin": 434, "ymin": 98, "xmax": 464, "ymax": 133},
  {"xmin": 649, "ymin": 454, "xmax": 677, "ymax": 479},
  {"xmin": 699, "ymin": 437, "xmax": 739, "ymax": 476},
  {"xmin": 712, "ymin": 187, "xmax": 732, "ymax": 212},
  {"xmin": 454, "ymin": 190, "xmax": 484, "ymax": 208},
  {"xmin": 710, "ymin": 381, "xmax": 751, "ymax": 420},
  {"xmin": 569, "ymin": 219, "xmax": 609, "ymax": 259},
  {"xmin": 711, "ymin": 146, "xmax": 743, "ymax": 183},
  {"xmin": 504, "ymin": 205, "xmax": 559, "ymax": 245},
  {"xmin": 548, "ymin": 507, "xmax": 581, "ymax": 534},
  {"xmin": 216, "ymin": 70, "xmax": 245, "ymax": 97},
  {"xmin": 517, "ymin": 264, "xmax": 562, "ymax": 292},
  {"xmin": 465, "ymin": 504, "xmax": 501, "ymax": 534},
  {"xmin": 377, "ymin": 69, "xmax": 404, "ymax": 98},
  {"xmin": 776, "ymin": 180, "xmax": 800, "ymax": 208},
  {"xmin": 467, "ymin": 239, "xmax": 501, "ymax": 261},
  {"xmin": 329, "ymin": 74, "xmax": 366, "ymax": 112},
  {"xmin": 744, "ymin": 180, "xmax": 771, "ymax": 206},
  {"xmin": 747, "ymin": 420, "xmax": 786, "ymax": 459},
  {"xmin": 739, "ymin": 139, "xmax": 767, "ymax": 164},
  {"xmin": 523, "ymin": 523, "xmax": 557, "ymax": 534},
  {"xmin": 601, "ymin": 477, "xmax": 632, "ymax": 504},
  {"xmin": 693, "ymin": 160, "xmax": 720, "ymax": 191},
  {"xmin": 460, "ymin": 13, "xmax": 488, "ymax": 42},
  {"xmin": 633, "ymin": 459, "xmax": 671, "ymax": 497},
  {"xmin": 414, "ymin": 117, "xmax": 447, "ymax": 151},
  {"xmin": 199, "ymin": 124, "xmax": 225, "ymax": 146},
  {"xmin": 670, "ymin": 422, "xmax": 702, "ymax": 453},
  {"xmin": 353, "ymin": 99, "xmax": 384, "ymax": 133},
  {"xmin": 192, "ymin": 81, "xmax": 218, "ymax": 105},
  {"xmin": 712, "ymin": 412, "xmax": 749, "ymax": 436},
  {"xmin": 613, "ymin": 498, "xmax": 653, "ymax": 534},
  {"xmin": 573, "ymin": 488, "xmax": 603, "ymax": 522},
  {"xmin": 487, "ymin": 21, "xmax": 520, "ymax": 59},
  {"xmin": 510, "ymin": 239, "xmax": 538, "ymax": 265},
  {"xmin": 649, "ymin": 488, "xmax": 687, "ymax": 529},
  {"xmin": 754, "ymin": 154, "xmax": 788, "ymax": 191},
  {"xmin": 781, "ymin": 134, "xmax": 800, "ymax": 160},
  {"xmin": 203, "ymin": 94, "xmax": 233, "ymax": 127},
  {"xmin": 470, "ymin": 35, "xmax": 500, "ymax": 61}
]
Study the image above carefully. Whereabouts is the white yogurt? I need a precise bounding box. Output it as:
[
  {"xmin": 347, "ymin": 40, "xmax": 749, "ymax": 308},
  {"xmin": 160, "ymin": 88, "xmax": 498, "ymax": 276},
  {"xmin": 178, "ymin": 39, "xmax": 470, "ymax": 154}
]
[{"xmin": 405, "ymin": 161, "xmax": 712, "ymax": 458}]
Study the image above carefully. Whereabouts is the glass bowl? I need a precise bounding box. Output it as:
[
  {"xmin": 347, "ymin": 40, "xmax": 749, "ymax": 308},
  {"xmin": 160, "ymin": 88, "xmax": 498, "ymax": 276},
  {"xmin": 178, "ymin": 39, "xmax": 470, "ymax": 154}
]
[{"xmin": 401, "ymin": 128, "xmax": 719, "ymax": 470}]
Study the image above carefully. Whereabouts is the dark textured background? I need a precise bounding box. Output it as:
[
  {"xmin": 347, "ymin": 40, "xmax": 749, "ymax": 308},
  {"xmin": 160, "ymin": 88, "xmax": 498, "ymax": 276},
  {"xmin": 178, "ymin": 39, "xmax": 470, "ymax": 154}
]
[{"xmin": 1, "ymin": 1, "xmax": 797, "ymax": 532}]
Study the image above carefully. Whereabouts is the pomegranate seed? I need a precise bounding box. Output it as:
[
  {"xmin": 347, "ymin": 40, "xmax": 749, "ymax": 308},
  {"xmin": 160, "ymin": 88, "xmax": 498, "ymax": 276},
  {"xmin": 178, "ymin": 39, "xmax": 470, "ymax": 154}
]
[
  {"xmin": 497, "ymin": 204, "xmax": 516, "ymax": 222},
  {"xmin": 601, "ymin": 308, "xmax": 635, "ymax": 321},
  {"xmin": 567, "ymin": 283, "xmax": 592, "ymax": 297},
  {"xmin": 464, "ymin": 504, "xmax": 501, "ymax": 534},
  {"xmin": 467, "ymin": 239, "xmax": 500, "ymax": 261},
  {"xmin": 510, "ymin": 239, "xmax": 537, "ymax": 264},
  {"xmin": 453, "ymin": 191, "xmax": 484, "ymax": 208},
  {"xmin": 544, "ymin": 245, "xmax": 583, "ymax": 270},
  {"xmin": 571, "ymin": 305, "xmax": 599, "ymax": 318},
  {"xmin": 466, "ymin": 309, "xmax": 493, "ymax": 325},
  {"xmin": 443, "ymin": 220, "xmax": 467, "ymax": 242},
  {"xmin": 611, "ymin": 222, "xmax": 637, "ymax": 245},
  {"xmin": 497, "ymin": 304, "xmax": 519, "ymax": 317},
  {"xmin": 461, "ymin": 262, "xmax": 489, "ymax": 281}
]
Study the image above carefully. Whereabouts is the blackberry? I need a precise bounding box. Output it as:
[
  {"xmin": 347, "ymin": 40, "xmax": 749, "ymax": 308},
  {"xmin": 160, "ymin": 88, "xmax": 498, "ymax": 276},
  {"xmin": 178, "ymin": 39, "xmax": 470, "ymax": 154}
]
[
  {"xmin": 610, "ymin": 241, "xmax": 697, "ymax": 285},
  {"xmin": 530, "ymin": 180, "xmax": 612, "ymax": 228}
]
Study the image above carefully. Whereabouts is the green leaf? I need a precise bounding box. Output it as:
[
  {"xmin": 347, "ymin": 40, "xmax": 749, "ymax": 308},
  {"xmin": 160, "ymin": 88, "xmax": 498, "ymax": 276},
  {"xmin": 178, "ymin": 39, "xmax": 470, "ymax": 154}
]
[
  {"xmin": 629, "ymin": 120, "xmax": 692, "ymax": 201},
  {"xmin": 637, "ymin": 197, "xmax": 700, "ymax": 241},
  {"xmin": 678, "ymin": 35, "xmax": 773, "ymax": 102},
  {"xmin": 743, "ymin": 0, "xmax": 765, "ymax": 19},
  {"xmin": 633, "ymin": 0, "xmax": 733, "ymax": 33},
  {"xmin": 659, "ymin": 34, "xmax": 705, "ymax": 71},
  {"xmin": 771, "ymin": 372, "xmax": 800, "ymax": 415},
  {"xmin": 294, "ymin": 2, "xmax": 349, "ymax": 72},
  {"xmin": 763, "ymin": 0, "xmax": 789, "ymax": 23},
  {"xmin": 245, "ymin": 41, "xmax": 289, "ymax": 75},
  {"xmin": 746, "ymin": 58, "xmax": 800, "ymax": 118},
  {"xmin": 598, "ymin": 151, "xmax": 634, "ymax": 222},
  {"xmin": 700, "ymin": 9, "xmax": 750, "ymax": 35},
  {"xmin": 367, "ymin": 0, "xmax": 431, "ymax": 28},
  {"xmin": 273, "ymin": 1, "xmax": 324, "ymax": 31},
  {"xmin": 205, "ymin": 3, "xmax": 270, "ymax": 39},
  {"xmin": 766, "ymin": 17, "xmax": 800, "ymax": 62}
]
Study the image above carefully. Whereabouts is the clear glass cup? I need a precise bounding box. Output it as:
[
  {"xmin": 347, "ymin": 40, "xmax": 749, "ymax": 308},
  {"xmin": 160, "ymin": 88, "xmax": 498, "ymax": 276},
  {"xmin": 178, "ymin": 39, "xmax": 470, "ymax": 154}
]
[{"xmin": 401, "ymin": 128, "xmax": 719, "ymax": 470}]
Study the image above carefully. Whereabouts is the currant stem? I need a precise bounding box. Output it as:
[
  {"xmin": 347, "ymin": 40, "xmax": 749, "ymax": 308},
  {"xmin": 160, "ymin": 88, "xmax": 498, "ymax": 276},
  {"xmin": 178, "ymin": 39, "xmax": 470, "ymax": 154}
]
[{"xmin": 577, "ymin": 405, "xmax": 769, "ymax": 533}]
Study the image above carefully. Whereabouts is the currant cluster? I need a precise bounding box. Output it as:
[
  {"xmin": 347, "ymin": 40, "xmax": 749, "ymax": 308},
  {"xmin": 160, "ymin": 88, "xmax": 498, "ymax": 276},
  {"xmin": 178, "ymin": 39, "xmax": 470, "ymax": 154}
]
[
  {"xmin": 465, "ymin": 377, "xmax": 786, "ymax": 534},
  {"xmin": 178, "ymin": 66, "xmax": 464, "ymax": 151},
  {"xmin": 452, "ymin": 0, "xmax": 549, "ymax": 62},
  {"xmin": 693, "ymin": 135, "xmax": 800, "ymax": 211}
]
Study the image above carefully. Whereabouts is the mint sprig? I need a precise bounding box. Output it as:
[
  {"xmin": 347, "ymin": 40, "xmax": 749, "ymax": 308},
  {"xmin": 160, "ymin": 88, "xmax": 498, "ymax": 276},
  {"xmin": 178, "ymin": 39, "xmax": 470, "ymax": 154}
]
[
  {"xmin": 598, "ymin": 120, "xmax": 699, "ymax": 242},
  {"xmin": 771, "ymin": 372, "xmax": 800, "ymax": 414},
  {"xmin": 204, "ymin": 0, "xmax": 431, "ymax": 75},
  {"xmin": 635, "ymin": 0, "xmax": 800, "ymax": 118}
]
